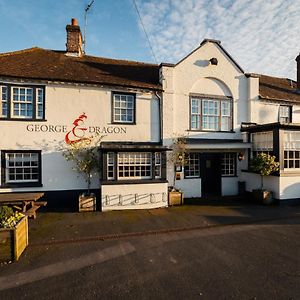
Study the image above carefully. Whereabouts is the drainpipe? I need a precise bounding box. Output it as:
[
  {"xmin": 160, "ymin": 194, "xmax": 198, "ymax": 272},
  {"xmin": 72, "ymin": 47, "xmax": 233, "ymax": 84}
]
[{"xmin": 155, "ymin": 91, "xmax": 163, "ymax": 145}]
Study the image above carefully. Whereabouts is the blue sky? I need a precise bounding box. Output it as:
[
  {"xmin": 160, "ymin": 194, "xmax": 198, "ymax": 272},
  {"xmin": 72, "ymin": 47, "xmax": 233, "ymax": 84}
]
[{"xmin": 0, "ymin": 0, "xmax": 299, "ymax": 79}]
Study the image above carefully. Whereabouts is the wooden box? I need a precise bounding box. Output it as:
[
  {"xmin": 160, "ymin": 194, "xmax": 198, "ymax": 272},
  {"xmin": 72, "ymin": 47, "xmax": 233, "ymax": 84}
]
[
  {"xmin": 0, "ymin": 216, "xmax": 28, "ymax": 262},
  {"xmin": 168, "ymin": 191, "xmax": 184, "ymax": 206}
]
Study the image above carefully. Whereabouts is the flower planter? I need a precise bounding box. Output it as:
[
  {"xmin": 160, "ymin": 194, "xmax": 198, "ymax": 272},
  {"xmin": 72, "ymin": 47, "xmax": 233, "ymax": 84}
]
[
  {"xmin": 0, "ymin": 216, "xmax": 28, "ymax": 262},
  {"xmin": 79, "ymin": 194, "xmax": 96, "ymax": 212},
  {"xmin": 168, "ymin": 191, "xmax": 184, "ymax": 206},
  {"xmin": 252, "ymin": 189, "xmax": 273, "ymax": 205}
]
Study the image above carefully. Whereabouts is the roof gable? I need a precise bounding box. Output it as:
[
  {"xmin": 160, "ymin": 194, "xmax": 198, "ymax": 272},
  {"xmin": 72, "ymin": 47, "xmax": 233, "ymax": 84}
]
[{"xmin": 172, "ymin": 39, "xmax": 244, "ymax": 73}]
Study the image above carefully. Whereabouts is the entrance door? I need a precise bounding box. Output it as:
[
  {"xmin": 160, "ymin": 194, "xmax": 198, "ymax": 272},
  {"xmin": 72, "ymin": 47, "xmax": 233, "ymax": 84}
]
[{"xmin": 201, "ymin": 153, "xmax": 221, "ymax": 197}]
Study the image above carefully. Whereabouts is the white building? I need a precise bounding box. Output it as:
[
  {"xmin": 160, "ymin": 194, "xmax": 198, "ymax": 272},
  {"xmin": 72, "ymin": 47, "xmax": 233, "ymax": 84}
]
[{"xmin": 1, "ymin": 19, "xmax": 300, "ymax": 208}]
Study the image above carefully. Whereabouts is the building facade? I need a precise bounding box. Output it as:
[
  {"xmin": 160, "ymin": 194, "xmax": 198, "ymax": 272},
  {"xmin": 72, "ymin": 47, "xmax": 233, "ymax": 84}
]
[{"xmin": 1, "ymin": 19, "xmax": 300, "ymax": 209}]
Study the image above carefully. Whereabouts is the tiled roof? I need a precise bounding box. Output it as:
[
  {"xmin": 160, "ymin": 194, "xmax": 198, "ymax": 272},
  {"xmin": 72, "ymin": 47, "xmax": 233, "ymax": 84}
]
[
  {"xmin": 258, "ymin": 74, "xmax": 300, "ymax": 102},
  {"xmin": 0, "ymin": 47, "xmax": 161, "ymax": 90}
]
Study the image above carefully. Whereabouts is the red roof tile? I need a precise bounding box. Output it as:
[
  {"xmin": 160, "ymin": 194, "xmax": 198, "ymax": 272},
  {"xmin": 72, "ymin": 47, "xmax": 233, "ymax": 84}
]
[{"xmin": 0, "ymin": 48, "xmax": 161, "ymax": 90}]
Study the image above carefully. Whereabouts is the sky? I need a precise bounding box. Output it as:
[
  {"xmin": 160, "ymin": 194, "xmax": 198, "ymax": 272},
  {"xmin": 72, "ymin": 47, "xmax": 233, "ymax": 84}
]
[{"xmin": 0, "ymin": 0, "xmax": 299, "ymax": 79}]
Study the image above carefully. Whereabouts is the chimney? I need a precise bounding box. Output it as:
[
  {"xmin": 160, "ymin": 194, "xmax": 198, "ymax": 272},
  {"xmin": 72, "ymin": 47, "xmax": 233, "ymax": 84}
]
[
  {"xmin": 296, "ymin": 53, "xmax": 300, "ymax": 89},
  {"xmin": 66, "ymin": 18, "xmax": 83, "ymax": 57}
]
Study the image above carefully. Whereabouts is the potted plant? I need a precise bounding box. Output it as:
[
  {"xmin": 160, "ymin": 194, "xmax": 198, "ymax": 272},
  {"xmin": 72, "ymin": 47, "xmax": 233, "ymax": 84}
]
[
  {"xmin": 63, "ymin": 135, "xmax": 104, "ymax": 212},
  {"xmin": 0, "ymin": 206, "xmax": 28, "ymax": 262},
  {"xmin": 167, "ymin": 136, "xmax": 189, "ymax": 205},
  {"xmin": 250, "ymin": 153, "xmax": 280, "ymax": 204}
]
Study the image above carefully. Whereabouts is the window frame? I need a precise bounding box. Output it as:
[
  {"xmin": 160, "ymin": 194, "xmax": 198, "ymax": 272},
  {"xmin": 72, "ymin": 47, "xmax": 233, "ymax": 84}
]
[
  {"xmin": 102, "ymin": 151, "xmax": 166, "ymax": 182},
  {"xmin": 0, "ymin": 83, "xmax": 45, "ymax": 121},
  {"xmin": 184, "ymin": 153, "xmax": 200, "ymax": 179},
  {"xmin": 112, "ymin": 92, "xmax": 136, "ymax": 125},
  {"xmin": 279, "ymin": 105, "xmax": 292, "ymax": 124},
  {"xmin": 1, "ymin": 150, "xmax": 42, "ymax": 188},
  {"xmin": 221, "ymin": 153, "xmax": 237, "ymax": 177},
  {"xmin": 190, "ymin": 96, "xmax": 233, "ymax": 132}
]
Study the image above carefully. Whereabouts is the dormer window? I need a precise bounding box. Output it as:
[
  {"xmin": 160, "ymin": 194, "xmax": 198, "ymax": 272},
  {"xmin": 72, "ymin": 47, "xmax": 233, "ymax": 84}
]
[
  {"xmin": 279, "ymin": 105, "xmax": 292, "ymax": 123},
  {"xmin": 0, "ymin": 84, "xmax": 45, "ymax": 120}
]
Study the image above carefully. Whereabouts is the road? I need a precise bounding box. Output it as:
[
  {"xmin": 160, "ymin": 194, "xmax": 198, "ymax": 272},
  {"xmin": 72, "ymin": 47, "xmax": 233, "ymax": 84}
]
[{"xmin": 0, "ymin": 216, "xmax": 300, "ymax": 299}]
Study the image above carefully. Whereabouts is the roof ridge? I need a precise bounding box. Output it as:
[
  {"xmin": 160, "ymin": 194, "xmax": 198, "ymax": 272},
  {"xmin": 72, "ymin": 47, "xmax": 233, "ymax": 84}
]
[
  {"xmin": 256, "ymin": 73, "xmax": 296, "ymax": 82},
  {"xmin": 0, "ymin": 47, "xmax": 44, "ymax": 57},
  {"xmin": 83, "ymin": 54, "xmax": 159, "ymax": 67}
]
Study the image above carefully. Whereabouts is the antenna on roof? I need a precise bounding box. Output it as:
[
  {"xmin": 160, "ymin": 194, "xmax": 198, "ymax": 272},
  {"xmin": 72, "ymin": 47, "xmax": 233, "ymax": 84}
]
[{"xmin": 83, "ymin": 0, "xmax": 95, "ymax": 54}]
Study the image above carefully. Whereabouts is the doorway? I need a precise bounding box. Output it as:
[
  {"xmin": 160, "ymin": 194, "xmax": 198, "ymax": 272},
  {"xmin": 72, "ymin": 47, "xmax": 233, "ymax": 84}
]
[{"xmin": 200, "ymin": 153, "xmax": 221, "ymax": 197}]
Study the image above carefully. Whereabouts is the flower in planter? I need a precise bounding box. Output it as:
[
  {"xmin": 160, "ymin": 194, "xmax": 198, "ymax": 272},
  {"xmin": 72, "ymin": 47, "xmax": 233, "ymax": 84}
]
[
  {"xmin": 0, "ymin": 206, "xmax": 25, "ymax": 229},
  {"xmin": 250, "ymin": 153, "xmax": 280, "ymax": 190}
]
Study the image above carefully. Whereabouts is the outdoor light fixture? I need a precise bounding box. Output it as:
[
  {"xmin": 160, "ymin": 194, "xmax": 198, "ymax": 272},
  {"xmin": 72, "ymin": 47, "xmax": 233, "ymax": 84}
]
[
  {"xmin": 238, "ymin": 152, "xmax": 245, "ymax": 161},
  {"xmin": 209, "ymin": 57, "xmax": 218, "ymax": 65}
]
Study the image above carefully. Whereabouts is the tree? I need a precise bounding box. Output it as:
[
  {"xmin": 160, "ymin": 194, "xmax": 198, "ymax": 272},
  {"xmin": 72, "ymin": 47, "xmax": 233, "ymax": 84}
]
[
  {"xmin": 168, "ymin": 136, "xmax": 189, "ymax": 190},
  {"xmin": 250, "ymin": 153, "xmax": 280, "ymax": 190},
  {"xmin": 63, "ymin": 135, "xmax": 104, "ymax": 195}
]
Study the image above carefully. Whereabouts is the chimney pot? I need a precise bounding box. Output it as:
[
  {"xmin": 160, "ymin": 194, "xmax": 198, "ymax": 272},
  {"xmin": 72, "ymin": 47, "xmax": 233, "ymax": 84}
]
[{"xmin": 71, "ymin": 18, "xmax": 78, "ymax": 26}]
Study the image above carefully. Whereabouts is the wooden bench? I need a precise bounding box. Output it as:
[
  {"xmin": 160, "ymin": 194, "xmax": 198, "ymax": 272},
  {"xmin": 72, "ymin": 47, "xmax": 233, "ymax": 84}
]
[{"xmin": 24, "ymin": 206, "xmax": 40, "ymax": 219}]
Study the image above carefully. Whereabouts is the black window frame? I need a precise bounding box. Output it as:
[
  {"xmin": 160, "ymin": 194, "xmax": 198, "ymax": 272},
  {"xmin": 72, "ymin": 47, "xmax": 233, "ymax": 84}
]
[
  {"xmin": 189, "ymin": 95, "xmax": 233, "ymax": 132},
  {"xmin": 111, "ymin": 92, "xmax": 136, "ymax": 125},
  {"xmin": 1, "ymin": 150, "xmax": 42, "ymax": 188},
  {"xmin": 0, "ymin": 83, "xmax": 46, "ymax": 121}
]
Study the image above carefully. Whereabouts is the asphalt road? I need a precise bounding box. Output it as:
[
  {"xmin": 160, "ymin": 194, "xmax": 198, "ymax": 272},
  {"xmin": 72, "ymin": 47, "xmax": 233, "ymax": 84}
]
[{"xmin": 0, "ymin": 216, "xmax": 300, "ymax": 300}]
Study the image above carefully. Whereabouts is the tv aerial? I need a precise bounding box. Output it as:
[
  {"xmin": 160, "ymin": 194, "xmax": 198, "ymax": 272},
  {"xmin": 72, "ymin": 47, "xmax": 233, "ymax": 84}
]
[{"xmin": 83, "ymin": 0, "xmax": 95, "ymax": 53}]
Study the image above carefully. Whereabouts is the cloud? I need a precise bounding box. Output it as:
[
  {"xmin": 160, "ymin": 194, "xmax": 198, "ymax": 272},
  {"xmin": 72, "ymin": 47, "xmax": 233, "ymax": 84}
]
[{"xmin": 136, "ymin": 0, "xmax": 300, "ymax": 79}]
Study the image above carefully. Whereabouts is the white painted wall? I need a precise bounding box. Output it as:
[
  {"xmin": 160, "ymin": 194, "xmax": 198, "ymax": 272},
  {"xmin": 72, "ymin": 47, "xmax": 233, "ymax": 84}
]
[
  {"xmin": 279, "ymin": 176, "xmax": 300, "ymax": 199},
  {"xmin": 0, "ymin": 82, "xmax": 161, "ymax": 193},
  {"xmin": 101, "ymin": 183, "xmax": 168, "ymax": 211},
  {"xmin": 175, "ymin": 178, "xmax": 201, "ymax": 198},
  {"xmin": 222, "ymin": 177, "xmax": 239, "ymax": 196},
  {"xmin": 241, "ymin": 172, "xmax": 280, "ymax": 199},
  {"xmin": 161, "ymin": 42, "xmax": 249, "ymax": 194}
]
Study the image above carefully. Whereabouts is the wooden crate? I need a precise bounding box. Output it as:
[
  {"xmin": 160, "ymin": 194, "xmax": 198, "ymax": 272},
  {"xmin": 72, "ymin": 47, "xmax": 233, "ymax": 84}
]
[
  {"xmin": 0, "ymin": 216, "xmax": 28, "ymax": 262},
  {"xmin": 168, "ymin": 191, "xmax": 184, "ymax": 206},
  {"xmin": 79, "ymin": 195, "xmax": 96, "ymax": 212}
]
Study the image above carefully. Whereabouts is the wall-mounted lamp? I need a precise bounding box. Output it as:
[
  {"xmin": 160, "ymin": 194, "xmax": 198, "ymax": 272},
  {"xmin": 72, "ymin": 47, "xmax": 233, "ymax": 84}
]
[
  {"xmin": 238, "ymin": 152, "xmax": 245, "ymax": 161},
  {"xmin": 209, "ymin": 57, "xmax": 218, "ymax": 65}
]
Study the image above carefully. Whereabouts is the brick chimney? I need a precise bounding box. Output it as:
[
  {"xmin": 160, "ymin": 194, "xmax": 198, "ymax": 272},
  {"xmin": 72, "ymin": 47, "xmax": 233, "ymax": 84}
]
[
  {"xmin": 296, "ymin": 53, "xmax": 300, "ymax": 89},
  {"xmin": 66, "ymin": 18, "xmax": 83, "ymax": 57}
]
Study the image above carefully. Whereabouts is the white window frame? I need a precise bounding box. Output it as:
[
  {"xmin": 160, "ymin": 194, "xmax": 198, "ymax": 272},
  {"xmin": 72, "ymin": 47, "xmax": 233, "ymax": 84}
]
[
  {"xmin": 154, "ymin": 152, "xmax": 162, "ymax": 179},
  {"xmin": 113, "ymin": 93, "xmax": 135, "ymax": 124},
  {"xmin": 1, "ymin": 86, "xmax": 8, "ymax": 117},
  {"xmin": 279, "ymin": 105, "xmax": 291, "ymax": 124},
  {"xmin": 5, "ymin": 152, "xmax": 40, "ymax": 183},
  {"xmin": 184, "ymin": 153, "xmax": 200, "ymax": 178},
  {"xmin": 107, "ymin": 152, "xmax": 115, "ymax": 180},
  {"xmin": 36, "ymin": 88, "xmax": 44, "ymax": 119},
  {"xmin": 190, "ymin": 97, "xmax": 232, "ymax": 131},
  {"xmin": 283, "ymin": 131, "xmax": 300, "ymax": 170},
  {"xmin": 117, "ymin": 152, "xmax": 152, "ymax": 180},
  {"xmin": 11, "ymin": 87, "xmax": 34, "ymax": 118},
  {"xmin": 221, "ymin": 153, "xmax": 236, "ymax": 176}
]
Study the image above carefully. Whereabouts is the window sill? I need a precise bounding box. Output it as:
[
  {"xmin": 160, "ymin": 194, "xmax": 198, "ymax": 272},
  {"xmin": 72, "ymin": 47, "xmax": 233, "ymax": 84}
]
[
  {"xmin": 0, "ymin": 183, "xmax": 43, "ymax": 189},
  {"xmin": 101, "ymin": 179, "xmax": 168, "ymax": 185},
  {"xmin": 187, "ymin": 129, "xmax": 235, "ymax": 133},
  {"xmin": 110, "ymin": 121, "xmax": 136, "ymax": 125},
  {"xmin": 0, "ymin": 118, "xmax": 47, "ymax": 122}
]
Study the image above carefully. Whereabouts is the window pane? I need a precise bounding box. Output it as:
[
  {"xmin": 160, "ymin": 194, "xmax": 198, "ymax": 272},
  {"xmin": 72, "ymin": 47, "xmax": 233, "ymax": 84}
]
[{"xmin": 113, "ymin": 94, "xmax": 135, "ymax": 123}]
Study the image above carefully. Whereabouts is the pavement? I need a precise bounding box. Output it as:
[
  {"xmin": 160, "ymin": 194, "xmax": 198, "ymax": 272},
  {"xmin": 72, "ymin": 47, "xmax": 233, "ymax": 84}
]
[
  {"xmin": 1, "ymin": 198, "xmax": 300, "ymax": 299},
  {"xmin": 26, "ymin": 198, "xmax": 300, "ymax": 246}
]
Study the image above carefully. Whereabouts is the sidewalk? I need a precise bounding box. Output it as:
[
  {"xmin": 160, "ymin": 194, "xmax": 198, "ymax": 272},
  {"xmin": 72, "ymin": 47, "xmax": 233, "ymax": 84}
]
[{"xmin": 28, "ymin": 200, "xmax": 300, "ymax": 246}]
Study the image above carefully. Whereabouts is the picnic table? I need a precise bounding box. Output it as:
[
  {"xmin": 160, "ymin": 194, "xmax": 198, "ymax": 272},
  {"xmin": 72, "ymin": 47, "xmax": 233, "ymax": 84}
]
[{"xmin": 0, "ymin": 192, "xmax": 46, "ymax": 219}]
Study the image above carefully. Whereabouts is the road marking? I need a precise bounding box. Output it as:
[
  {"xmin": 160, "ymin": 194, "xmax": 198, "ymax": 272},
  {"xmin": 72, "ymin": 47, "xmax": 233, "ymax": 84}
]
[{"xmin": 0, "ymin": 242, "xmax": 135, "ymax": 291}]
